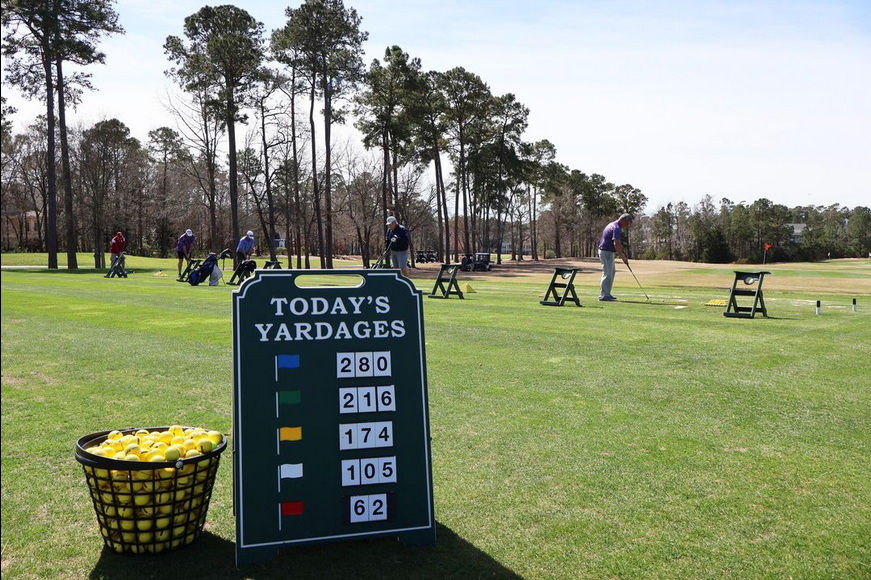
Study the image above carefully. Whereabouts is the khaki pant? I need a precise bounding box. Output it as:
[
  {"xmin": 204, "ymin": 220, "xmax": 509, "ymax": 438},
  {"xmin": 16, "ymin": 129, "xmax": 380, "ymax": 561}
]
[{"xmin": 599, "ymin": 249, "xmax": 615, "ymax": 298}]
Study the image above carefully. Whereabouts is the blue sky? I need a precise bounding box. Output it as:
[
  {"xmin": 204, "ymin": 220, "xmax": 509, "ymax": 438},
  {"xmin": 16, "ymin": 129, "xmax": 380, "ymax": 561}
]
[{"xmin": 3, "ymin": 0, "xmax": 870, "ymax": 212}]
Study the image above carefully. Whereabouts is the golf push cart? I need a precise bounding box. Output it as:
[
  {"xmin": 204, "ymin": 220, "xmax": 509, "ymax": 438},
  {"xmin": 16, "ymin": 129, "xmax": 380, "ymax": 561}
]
[
  {"xmin": 368, "ymin": 241, "xmax": 411, "ymax": 270},
  {"xmin": 415, "ymin": 250, "xmax": 440, "ymax": 263},
  {"xmin": 368, "ymin": 254, "xmax": 412, "ymax": 270},
  {"xmin": 459, "ymin": 252, "xmax": 492, "ymax": 272}
]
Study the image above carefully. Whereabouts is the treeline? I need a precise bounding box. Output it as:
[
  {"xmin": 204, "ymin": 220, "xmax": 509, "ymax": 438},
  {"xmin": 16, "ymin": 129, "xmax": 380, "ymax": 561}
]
[
  {"xmin": 540, "ymin": 190, "xmax": 870, "ymax": 263},
  {"xmin": 2, "ymin": 1, "xmax": 868, "ymax": 267},
  {"xmin": 637, "ymin": 197, "xmax": 870, "ymax": 263}
]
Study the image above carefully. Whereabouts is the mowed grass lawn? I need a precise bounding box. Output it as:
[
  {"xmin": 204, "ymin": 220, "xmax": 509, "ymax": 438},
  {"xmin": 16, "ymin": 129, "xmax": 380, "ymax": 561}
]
[{"xmin": 2, "ymin": 257, "xmax": 870, "ymax": 580}]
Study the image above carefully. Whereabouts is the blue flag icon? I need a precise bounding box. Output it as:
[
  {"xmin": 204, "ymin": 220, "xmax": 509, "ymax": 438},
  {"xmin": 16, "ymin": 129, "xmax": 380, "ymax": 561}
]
[
  {"xmin": 275, "ymin": 354, "xmax": 300, "ymax": 381},
  {"xmin": 277, "ymin": 354, "xmax": 300, "ymax": 369}
]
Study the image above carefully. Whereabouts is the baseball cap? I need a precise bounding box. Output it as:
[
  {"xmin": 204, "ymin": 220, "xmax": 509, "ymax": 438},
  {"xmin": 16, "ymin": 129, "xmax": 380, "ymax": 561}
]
[
  {"xmin": 386, "ymin": 216, "xmax": 397, "ymax": 225},
  {"xmin": 247, "ymin": 230, "xmax": 254, "ymax": 238},
  {"xmin": 186, "ymin": 229, "xmax": 193, "ymax": 236}
]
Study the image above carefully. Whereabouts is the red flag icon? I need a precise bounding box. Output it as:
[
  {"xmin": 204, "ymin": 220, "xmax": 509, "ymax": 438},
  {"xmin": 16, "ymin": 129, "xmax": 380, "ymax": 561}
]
[
  {"xmin": 281, "ymin": 501, "xmax": 304, "ymax": 516},
  {"xmin": 764, "ymin": 243, "xmax": 771, "ymax": 251}
]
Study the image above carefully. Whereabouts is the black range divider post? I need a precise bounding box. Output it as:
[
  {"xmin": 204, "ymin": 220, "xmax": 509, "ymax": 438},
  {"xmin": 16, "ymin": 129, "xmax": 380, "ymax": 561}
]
[
  {"xmin": 428, "ymin": 264, "xmax": 464, "ymax": 299},
  {"xmin": 177, "ymin": 259, "xmax": 202, "ymax": 282},
  {"xmin": 724, "ymin": 270, "xmax": 771, "ymax": 318},
  {"xmin": 105, "ymin": 254, "xmax": 128, "ymax": 278},
  {"xmin": 232, "ymin": 270, "xmax": 436, "ymax": 566},
  {"xmin": 228, "ymin": 260, "xmax": 257, "ymax": 286},
  {"xmin": 540, "ymin": 268, "xmax": 582, "ymax": 307}
]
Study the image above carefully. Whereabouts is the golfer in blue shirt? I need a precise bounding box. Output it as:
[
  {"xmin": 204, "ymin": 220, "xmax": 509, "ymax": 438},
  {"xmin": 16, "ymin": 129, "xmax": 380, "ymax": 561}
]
[
  {"xmin": 598, "ymin": 213, "xmax": 633, "ymax": 301},
  {"xmin": 236, "ymin": 230, "xmax": 255, "ymax": 267}
]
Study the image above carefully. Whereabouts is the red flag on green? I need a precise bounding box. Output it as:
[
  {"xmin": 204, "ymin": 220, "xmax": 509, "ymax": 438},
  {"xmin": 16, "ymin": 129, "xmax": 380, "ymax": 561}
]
[{"xmin": 764, "ymin": 243, "xmax": 771, "ymax": 251}]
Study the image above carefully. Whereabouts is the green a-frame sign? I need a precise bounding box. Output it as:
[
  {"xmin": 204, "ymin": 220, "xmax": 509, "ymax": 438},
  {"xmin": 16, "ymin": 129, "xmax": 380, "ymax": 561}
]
[{"xmin": 232, "ymin": 270, "xmax": 436, "ymax": 566}]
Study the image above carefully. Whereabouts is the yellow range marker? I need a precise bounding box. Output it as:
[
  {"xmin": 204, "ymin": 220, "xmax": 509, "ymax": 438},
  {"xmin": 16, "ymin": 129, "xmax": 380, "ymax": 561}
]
[
  {"xmin": 705, "ymin": 299, "xmax": 728, "ymax": 306},
  {"xmin": 279, "ymin": 427, "xmax": 302, "ymax": 441}
]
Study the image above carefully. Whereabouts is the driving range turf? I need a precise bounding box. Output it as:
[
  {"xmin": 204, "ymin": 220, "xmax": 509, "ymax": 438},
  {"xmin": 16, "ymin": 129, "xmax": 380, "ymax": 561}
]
[{"xmin": 2, "ymin": 256, "xmax": 869, "ymax": 579}]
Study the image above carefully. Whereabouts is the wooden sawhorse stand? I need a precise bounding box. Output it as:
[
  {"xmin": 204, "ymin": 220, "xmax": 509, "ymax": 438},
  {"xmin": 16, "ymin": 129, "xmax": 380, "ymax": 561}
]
[
  {"xmin": 724, "ymin": 271, "xmax": 771, "ymax": 318},
  {"xmin": 428, "ymin": 264, "xmax": 464, "ymax": 299},
  {"xmin": 540, "ymin": 268, "xmax": 582, "ymax": 307}
]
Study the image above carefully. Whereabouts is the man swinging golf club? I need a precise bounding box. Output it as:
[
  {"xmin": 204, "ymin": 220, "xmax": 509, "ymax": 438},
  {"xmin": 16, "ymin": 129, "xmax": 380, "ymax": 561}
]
[
  {"xmin": 236, "ymin": 230, "xmax": 255, "ymax": 268},
  {"xmin": 106, "ymin": 231, "xmax": 126, "ymax": 277},
  {"xmin": 176, "ymin": 229, "xmax": 195, "ymax": 278},
  {"xmin": 598, "ymin": 213, "xmax": 633, "ymax": 301},
  {"xmin": 385, "ymin": 216, "xmax": 410, "ymax": 277},
  {"xmin": 110, "ymin": 231, "xmax": 126, "ymax": 266}
]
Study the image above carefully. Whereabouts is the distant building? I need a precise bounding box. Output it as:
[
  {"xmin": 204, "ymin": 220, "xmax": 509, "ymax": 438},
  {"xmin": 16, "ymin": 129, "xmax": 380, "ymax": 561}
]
[
  {"xmin": 787, "ymin": 223, "xmax": 806, "ymax": 244},
  {"xmin": 1, "ymin": 210, "xmax": 41, "ymax": 251},
  {"xmin": 498, "ymin": 239, "xmax": 532, "ymax": 255}
]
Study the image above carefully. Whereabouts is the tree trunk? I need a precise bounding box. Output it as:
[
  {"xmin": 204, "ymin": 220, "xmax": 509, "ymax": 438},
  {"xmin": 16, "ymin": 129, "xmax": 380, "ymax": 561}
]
[
  {"xmin": 284, "ymin": 190, "xmax": 292, "ymax": 269},
  {"xmin": 56, "ymin": 59, "xmax": 77, "ymax": 268},
  {"xmin": 469, "ymin": 177, "xmax": 477, "ymax": 254},
  {"xmin": 531, "ymin": 185, "xmax": 539, "ymax": 260},
  {"xmin": 208, "ymin": 164, "xmax": 218, "ymax": 251},
  {"xmin": 454, "ymin": 173, "xmax": 460, "ymax": 260},
  {"xmin": 460, "ymin": 138, "xmax": 470, "ymax": 256},
  {"xmin": 555, "ymin": 214, "xmax": 562, "ymax": 258},
  {"xmin": 158, "ymin": 152, "xmax": 169, "ymax": 258},
  {"xmin": 322, "ymin": 75, "xmax": 334, "ymax": 269},
  {"xmin": 260, "ymin": 100, "xmax": 277, "ymax": 262},
  {"xmin": 226, "ymin": 91, "xmax": 240, "ymax": 261},
  {"xmin": 288, "ymin": 72, "xmax": 303, "ymax": 269},
  {"xmin": 309, "ymin": 77, "xmax": 325, "ymax": 268},
  {"xmin": 304, "ymin": 218, "xmax": 313, "ymax": 269},
  {"xmin": 92, "ymin": 203, "xmax": 101, "ymax": 269},
  {"xmin": 353, "ymin": 223, "xmax": 368, "ymax": 267},
  {"xmin": 434, "ymin": 149, "xmax": 450, "ymax": 264},
  {"xmin": 495, "ymin": 199, "xmax": 506, "ymax": 265},
  {"xmin": 390, "ymin": 135, "xmax": 401, "ymax": 218},
  {"xmin": 381, "ymin": 129, "xmax": 389, "ymax": 223},
  {"xmin": 137, "ymin": 182, "xmax": 144, "ymax": 252},
  {"xmin": 434, "ymin": 181, "xmax": 444, "ymax": 263},
  {"xmin": 42, "ymin": 49, "xmax": 59, "ymax": 269}
]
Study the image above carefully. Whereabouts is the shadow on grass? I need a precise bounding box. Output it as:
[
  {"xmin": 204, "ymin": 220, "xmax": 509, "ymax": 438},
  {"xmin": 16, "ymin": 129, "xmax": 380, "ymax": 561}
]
[
  {"xmin": 619, "ymin": 300, "xmax": 686, "ymax": 306},
  {"xmin": 1, "ymin": 266, "xmax": 109, "ymax": 274},
  {"xmin": 0, "ymin": 267, "xmax": 171, "ymax": 275},
  {"xmin": 87, "ymin": 523, "xmax": 525, "ymax": 580}
]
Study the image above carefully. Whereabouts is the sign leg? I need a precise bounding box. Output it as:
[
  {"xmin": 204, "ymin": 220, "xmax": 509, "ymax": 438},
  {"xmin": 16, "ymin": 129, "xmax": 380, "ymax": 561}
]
[
  {"xmin": 398, "ymin": 527, "xmax": 436, "ymax": 546},
  {"xmin": 236, "ymin": 545, "xmax": 279, "ymax": 567}
]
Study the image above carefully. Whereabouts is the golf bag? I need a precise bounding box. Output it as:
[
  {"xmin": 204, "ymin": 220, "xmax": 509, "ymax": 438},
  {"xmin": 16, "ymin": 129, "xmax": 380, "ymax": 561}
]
[
  {"xmin": 188, "ymin": 253, "xmax": 218, "ymax": 286},
  {"xmin": 217, "ymin": 248, "xmax": 233, "ymax": 271}
]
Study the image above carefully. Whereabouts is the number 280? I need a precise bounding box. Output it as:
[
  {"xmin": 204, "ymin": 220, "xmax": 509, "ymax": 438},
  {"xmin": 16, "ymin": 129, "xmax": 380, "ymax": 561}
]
[{"xmin": 337, "ymin": 352, "xmax": 391, "ymax": 378}]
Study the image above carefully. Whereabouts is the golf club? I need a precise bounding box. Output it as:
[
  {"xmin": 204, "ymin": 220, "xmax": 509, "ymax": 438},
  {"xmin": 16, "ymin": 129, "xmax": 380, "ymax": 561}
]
[{"xmin": 626, "ymin": 262, "xmax": 650, "ymax": 301}]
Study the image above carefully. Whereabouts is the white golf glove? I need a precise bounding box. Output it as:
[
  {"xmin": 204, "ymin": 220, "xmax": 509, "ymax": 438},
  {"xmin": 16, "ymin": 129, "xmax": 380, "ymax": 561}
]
[{"xmin": 391, "ymin": 236, "xmax": 398, "ymax": 242}]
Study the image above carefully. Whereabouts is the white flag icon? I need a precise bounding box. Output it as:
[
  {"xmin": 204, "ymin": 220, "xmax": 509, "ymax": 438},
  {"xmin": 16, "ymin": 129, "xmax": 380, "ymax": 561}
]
[{"xmin": 279, "ymin": 463, "xmax": 304, "ymax": 479}]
